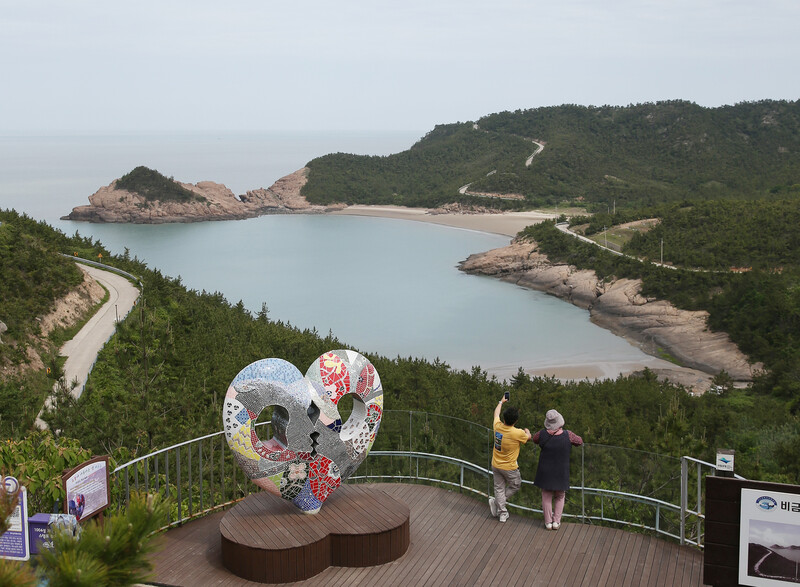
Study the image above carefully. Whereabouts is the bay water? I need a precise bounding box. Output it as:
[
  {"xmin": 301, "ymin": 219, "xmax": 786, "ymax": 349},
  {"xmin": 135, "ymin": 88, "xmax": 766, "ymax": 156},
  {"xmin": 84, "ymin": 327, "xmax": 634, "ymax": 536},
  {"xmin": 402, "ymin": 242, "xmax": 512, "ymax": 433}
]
[{"xmin": 0, "ymin": 132, "xmax": 657, "ymax": 379}]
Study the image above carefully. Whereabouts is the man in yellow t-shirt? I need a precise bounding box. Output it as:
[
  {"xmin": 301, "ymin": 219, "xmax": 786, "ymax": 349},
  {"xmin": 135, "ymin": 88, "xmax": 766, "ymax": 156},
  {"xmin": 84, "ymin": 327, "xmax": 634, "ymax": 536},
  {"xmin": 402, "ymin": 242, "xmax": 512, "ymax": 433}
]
[{"xmin": 490, "ymin": 395, "xmax": 531, "ymax": 523}]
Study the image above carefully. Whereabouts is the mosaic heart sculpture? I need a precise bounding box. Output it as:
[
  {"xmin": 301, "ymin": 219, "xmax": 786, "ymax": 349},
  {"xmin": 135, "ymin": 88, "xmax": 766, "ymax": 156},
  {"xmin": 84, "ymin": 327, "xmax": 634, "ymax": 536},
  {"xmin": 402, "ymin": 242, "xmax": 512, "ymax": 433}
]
[{"xmin": 223, "ymin": 350, "xmax": 383, "ymax": 514}]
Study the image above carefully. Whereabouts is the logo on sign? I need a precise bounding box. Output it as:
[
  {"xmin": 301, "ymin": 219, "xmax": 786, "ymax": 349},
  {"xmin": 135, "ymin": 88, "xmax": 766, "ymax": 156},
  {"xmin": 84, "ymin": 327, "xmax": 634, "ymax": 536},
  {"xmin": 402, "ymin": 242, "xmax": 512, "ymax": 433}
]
[
  {"xmin": 2, "ymin": 476, "xmax": 19, "ymax": 494},
  {"xmin": 756, "ymin": 496, "xmax": 777, "ymax": 511}
]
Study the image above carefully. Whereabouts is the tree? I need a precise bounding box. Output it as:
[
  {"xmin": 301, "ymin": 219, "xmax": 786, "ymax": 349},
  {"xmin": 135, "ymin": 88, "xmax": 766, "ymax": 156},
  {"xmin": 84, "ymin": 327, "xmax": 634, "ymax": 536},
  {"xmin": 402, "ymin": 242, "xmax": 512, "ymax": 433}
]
[
  {"xmin": 37, "ymin": 491, "xmax": 170, "ymax": 586},
  {"xmin": 711, "ymin": 370, "xmax": 735, "ymax": 395}
]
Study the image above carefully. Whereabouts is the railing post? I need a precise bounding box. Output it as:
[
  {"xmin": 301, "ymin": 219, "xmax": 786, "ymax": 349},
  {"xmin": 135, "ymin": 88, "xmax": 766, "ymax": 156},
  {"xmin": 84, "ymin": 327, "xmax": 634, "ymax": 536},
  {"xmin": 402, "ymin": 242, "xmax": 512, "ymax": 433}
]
[
  {"xmin": 656, "ymin": 504, "xmax": 661, "ymax": 533},
  {"xmin": 165, "ymin": 451, "xmax": 171, "ymax": 525},
  {"xmin": 125, "ymin": 467, "xmax": 130, "ymax": 506},
  {"xmin": 696, "ymin": 461, "xmax": 702, "ymax": 547},
  {"xmin": 409, "ymin": 411, "xmax": 412, "ymax": 480},
  {"xmin": 199, "ymin": 441, "xmax": 204, "ymax": 514},
  {"xmin": 220, "ymin": 434, "xmax": 226, "ymax": 504},
  {"xmin": 680, "ymin": 456, "xmax": 688, "ymax": 546},
  {"xmin": 581, "ymin": 444, "xmax": 586, "ymax": 523},
  {"xmin": 188, "ymin": 443, "xmax": 193, "ymax": 519},
  {"xmin": 176, "ymin": 447, "xmax": 182, "ymax": 526},
  {"xmin": 488, "ymin": 429, "xmax": 492, "ymax": 498}
]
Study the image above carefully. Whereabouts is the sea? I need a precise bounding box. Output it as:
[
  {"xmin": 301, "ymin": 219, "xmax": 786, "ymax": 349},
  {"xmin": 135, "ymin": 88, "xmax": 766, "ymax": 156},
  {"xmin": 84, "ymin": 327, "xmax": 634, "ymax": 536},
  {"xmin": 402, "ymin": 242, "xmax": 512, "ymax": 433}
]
[{"xmin": 0, "ymin": 131, "xmax": 658, "ymax": 379}]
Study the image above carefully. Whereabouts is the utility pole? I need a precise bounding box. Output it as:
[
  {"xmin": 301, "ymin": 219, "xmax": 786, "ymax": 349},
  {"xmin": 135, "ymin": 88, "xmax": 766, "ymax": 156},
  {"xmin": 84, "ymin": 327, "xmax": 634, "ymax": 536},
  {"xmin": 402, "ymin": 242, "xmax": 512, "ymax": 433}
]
[{"xmin": 604, "ymin": 226, "xmax": 608, "ymax": 248}]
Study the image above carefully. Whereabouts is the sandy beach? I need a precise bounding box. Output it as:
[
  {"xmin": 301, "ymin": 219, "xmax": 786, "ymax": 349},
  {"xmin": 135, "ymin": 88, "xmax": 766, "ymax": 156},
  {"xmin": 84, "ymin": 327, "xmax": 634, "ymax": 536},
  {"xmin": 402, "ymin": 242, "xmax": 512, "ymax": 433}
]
[
  {"xmin": 330, "ymin": 204, "xmax": 708, "ymax": 386},
  {"xmin": 330, "ymin": 205, "xmax": 555, "ymax": 238}
]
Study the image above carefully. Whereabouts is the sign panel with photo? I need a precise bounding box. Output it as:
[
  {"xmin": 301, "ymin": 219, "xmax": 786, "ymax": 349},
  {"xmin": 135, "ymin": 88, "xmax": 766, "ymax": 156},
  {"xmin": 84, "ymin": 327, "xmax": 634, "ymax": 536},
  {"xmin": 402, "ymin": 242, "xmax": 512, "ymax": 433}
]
[
  {"xmin": 62, "ymin": 455, "xmax": 111, "ymax": 522},
  {"xmin": 740, "ymin": 487, "xmax": 800, "ymax": 586}
]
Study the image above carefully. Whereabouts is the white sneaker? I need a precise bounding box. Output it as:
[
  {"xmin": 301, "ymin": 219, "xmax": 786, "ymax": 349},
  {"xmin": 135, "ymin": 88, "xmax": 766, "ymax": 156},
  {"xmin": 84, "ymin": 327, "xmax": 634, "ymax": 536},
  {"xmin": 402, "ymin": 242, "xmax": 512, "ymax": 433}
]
[
  {"xmin": 545, "ymin": 522, "xmax": 553, "ymax": 530},
  {"xmin": 552, "ymin": 522, "xmax": 560, "ymax": 530},
  {"xmin": 489, "ymin": 497, "xmax": 498, "ymax": 518},
  {"xmin": 499, "ymin": 512, "xmax": 509, "ymax": 523}
]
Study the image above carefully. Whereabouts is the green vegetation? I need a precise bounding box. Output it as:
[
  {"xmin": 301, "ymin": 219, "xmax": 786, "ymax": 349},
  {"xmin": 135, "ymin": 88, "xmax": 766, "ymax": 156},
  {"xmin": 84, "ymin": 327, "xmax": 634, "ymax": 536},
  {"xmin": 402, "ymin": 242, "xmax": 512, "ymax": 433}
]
[
  {"xmin": 116, "ymin": 166, "xmax": 205, "ymax": 204},
  {"xmin": 476, "ymin": 100, "xmax": 800, "ymax": 207},
  {"xmin": 302, "ymin": 123, "xmax": 534, "ymax": 207},
  {"xmin": 624, "ymin": 199, "xmax": 800, "ymax": 270},
  {"xmin": 0, "ymin": 206, "xmax": 798, "ymax": 490},
  {"xmin": 302, "ymin": 100, "xmax": 800, "ymax": 209},
  {"xmin": 522, "ymin": 217, "xmax": 800, "ymax": 407},
  {"xmin": 0, "ymin": 488, "xmax": 169, "ymax": 587},
  {"xmin": 0, "ymin": 214, "xmax": 84, "ymax": 365},
  {"xmin": 37, "ymin": 492, "xmax": 169, "ymax": 586},
  {"xmin": 0, "ymin": 430, "xmax": 93, "ymax": 514}
]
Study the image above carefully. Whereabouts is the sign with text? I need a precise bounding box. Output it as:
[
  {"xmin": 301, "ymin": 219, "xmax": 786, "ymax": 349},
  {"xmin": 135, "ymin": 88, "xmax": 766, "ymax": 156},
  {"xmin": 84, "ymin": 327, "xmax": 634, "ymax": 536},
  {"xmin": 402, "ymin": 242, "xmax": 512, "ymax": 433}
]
[
  {"xmin": 0, "ymin": 476, "xmax": 30, "ymax": 561},
  {"xmin": 716, "ymin": 449, "xmax": 735, "ymax": 473},
  {"xmin": 740, "ymin": 487, "xmax": 800, "ymax": 586},
  {"xmin": 62, "ymin": 455, "xmax": 110, "ymax": 522}
]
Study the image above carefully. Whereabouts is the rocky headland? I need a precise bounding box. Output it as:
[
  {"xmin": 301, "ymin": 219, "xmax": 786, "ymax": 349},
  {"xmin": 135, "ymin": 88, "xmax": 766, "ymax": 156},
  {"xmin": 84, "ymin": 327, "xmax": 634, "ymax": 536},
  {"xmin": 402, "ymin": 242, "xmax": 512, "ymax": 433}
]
[
  {"xmin": 459, "ymin": 238, "xmax": 761, "ymax": 391},
  {"xmin": 62, "ymin": 167, "xmax": 332, "ymax": 223}
]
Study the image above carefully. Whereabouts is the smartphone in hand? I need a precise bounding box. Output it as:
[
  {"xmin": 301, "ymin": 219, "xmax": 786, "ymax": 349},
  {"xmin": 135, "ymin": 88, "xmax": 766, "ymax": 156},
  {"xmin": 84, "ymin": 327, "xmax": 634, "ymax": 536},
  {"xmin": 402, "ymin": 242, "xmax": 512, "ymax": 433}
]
[{"xmin": 504, "ymin": 391, "xmax": 510, "ymax": 401}]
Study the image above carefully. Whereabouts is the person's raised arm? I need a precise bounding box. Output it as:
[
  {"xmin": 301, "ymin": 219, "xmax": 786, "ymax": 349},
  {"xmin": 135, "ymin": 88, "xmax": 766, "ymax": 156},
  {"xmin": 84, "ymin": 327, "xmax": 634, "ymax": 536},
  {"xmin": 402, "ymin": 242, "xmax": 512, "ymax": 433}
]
[{"xmin": 494, "ymin": 396, "xmax": 507, "ymax": 421}]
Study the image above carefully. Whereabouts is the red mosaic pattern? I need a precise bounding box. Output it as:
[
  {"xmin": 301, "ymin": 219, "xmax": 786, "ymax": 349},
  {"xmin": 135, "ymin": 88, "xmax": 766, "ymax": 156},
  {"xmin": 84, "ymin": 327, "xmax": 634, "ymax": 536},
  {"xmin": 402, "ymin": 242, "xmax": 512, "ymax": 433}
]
[
  {"xmin": 254, "ymin": 438, "xmax": 297, "ymax": 462},
  {"xmin": 308, "ymin": 455, "xmax": 341, "ymax": 502},
  {"xmin": 355, "ymin": 364, "xmax": 375, "ymax": 398},
  {"xmin": 366, "ymin": 404, "xmax": 382, "ymax": 431},
  {"xmin": 319, "ymin": 353, "xmax": 350, "ymax": 404}
]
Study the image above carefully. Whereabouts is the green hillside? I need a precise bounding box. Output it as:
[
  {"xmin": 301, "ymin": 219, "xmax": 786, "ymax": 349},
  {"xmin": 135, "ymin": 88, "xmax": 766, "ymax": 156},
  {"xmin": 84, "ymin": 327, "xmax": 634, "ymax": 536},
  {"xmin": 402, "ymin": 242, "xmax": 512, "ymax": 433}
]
[
  {"xmin": 302, "ymin": 100, "xmax": 800, "ymax": 209},
  {"xmin": 0, "ymin": 210, "xmax": 100, "ymax": 432},
  {"xmin": 302, "ymin": 123, "xmax": 533, "ymax": 207}
]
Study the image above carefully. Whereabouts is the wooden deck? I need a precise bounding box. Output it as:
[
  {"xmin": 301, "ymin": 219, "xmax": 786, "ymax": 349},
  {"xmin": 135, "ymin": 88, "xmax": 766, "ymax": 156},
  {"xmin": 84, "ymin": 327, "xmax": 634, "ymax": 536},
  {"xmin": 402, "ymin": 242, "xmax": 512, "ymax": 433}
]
[{"xmin": 147, "ymin": 483, "xmax": 708, "ymax": 586}]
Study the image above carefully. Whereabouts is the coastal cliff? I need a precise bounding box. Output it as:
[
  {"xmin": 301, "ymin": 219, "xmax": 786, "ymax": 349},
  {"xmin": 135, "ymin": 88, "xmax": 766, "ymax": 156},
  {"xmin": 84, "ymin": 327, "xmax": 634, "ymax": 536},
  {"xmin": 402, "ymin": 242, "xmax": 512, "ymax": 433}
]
[
  {"xmin": 62, "ymin": 167, "xmax": 325, "ymax": 223},
  {"xmin": 459, "ymin": 239, "xmax": 761, "ymax": 386}
]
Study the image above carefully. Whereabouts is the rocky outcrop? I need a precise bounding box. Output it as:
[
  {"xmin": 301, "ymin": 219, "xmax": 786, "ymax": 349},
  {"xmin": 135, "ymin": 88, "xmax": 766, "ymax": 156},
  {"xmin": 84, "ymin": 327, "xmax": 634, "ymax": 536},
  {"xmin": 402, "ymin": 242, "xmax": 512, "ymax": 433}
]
[
  {"xmin": 459, "ymin": 239, "xmax": 761, "ymax": 384},
  {"xmin": 63, "ymin": 167, "xmax": 327, "ymax": 223}
]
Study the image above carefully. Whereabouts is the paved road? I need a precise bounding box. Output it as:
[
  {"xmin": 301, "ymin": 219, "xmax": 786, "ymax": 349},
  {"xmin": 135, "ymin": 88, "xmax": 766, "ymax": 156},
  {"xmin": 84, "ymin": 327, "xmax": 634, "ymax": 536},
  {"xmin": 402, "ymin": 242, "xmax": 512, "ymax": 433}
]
[{"xmin": 35, "ymin": 263, "xmax": 140, "ymax": 428}]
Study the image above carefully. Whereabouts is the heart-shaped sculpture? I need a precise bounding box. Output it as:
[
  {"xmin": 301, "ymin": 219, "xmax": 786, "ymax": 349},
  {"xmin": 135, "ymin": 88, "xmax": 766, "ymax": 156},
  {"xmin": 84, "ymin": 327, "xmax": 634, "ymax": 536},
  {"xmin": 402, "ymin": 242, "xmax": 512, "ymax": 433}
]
[{"xmin": 223, "ymin": 350, "xmax": 383, "ymax": 514}]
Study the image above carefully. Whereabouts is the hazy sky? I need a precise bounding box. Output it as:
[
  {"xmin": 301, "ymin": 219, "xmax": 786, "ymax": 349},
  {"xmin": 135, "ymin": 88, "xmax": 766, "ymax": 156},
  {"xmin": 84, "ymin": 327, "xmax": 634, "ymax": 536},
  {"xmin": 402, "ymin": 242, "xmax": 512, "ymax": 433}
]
[{"xmin": 2, "ymin": 0, "xmax": 799, "ymax": 133}]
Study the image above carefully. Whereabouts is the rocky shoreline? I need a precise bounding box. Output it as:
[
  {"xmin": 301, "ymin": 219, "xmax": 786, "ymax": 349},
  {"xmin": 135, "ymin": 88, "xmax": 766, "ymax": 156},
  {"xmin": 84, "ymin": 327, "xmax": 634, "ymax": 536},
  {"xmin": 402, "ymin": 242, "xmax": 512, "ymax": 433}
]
[
  {"xmin": 61, "ymin": 168, "xmax": 336, "ymax": 223},
  {"xmin": 459, "ymin": 239, "xmax": 761, "ymax": 392}
]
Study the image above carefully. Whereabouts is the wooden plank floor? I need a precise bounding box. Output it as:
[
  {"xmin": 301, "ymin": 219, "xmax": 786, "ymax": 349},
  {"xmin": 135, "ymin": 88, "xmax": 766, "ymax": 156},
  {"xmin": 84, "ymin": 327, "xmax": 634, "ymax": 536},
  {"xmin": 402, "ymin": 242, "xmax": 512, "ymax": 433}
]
[{"xmin": 146, "ymin": 483, "xmax": 708, "ymax": 586}]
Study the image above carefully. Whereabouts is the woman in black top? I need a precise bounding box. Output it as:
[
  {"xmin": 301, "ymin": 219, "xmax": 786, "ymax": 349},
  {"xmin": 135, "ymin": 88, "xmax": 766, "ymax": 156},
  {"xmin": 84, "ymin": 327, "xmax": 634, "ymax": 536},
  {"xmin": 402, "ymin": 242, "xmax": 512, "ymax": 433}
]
[{"xmin": 532, "ymin": 409, "xmax": 583, "ymax": 530}]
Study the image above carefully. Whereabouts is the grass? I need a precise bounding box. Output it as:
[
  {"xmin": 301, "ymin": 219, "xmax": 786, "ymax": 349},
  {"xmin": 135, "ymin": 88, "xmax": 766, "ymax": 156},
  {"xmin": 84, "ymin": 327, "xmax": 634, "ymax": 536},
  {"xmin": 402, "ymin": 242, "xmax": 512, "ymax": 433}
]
[{"xmin": 656, "ymin": 347, "xmax": 682, "ymax": 366}]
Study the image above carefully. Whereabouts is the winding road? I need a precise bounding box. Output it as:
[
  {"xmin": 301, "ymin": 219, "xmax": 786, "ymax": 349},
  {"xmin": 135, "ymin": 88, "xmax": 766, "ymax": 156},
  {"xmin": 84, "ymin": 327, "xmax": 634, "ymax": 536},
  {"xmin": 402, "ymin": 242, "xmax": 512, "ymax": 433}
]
[
  {"xmin": 457, "ymin": 129, "xmax": 545, "ymax": 197},
  {"xmin": 35, "ymin": 262, "xmax": 140, "ymax": 428}
]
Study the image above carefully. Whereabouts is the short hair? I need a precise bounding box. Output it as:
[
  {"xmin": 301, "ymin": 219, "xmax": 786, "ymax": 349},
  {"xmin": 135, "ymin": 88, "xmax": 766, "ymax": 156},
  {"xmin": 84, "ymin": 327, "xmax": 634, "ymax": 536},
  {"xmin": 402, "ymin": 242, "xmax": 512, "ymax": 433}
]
[{"xmin": 503, "ymin": 406, "xmax": 519, "ymax": 426}]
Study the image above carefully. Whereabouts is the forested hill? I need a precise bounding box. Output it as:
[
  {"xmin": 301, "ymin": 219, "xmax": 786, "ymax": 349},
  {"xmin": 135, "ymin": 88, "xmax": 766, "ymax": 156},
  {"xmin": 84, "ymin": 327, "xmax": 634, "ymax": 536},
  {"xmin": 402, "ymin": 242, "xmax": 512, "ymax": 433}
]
[{"xmin": 302, "ymin": 100, "xmax": 800, "ymax": 209}]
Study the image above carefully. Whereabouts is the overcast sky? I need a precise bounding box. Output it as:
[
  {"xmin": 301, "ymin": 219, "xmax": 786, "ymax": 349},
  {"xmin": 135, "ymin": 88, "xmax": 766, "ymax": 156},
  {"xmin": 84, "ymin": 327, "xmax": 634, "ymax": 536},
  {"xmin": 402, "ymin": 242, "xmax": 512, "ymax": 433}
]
[{"xmin": 2, "ymin": 0, "xmax": 799, "ymax": 133}]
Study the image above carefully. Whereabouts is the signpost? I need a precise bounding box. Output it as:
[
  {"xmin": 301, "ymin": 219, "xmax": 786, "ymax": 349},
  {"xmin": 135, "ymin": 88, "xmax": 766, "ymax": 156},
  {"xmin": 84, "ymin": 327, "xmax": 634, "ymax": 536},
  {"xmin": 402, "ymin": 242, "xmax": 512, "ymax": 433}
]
[
  {"xmin": 62, "ymin": 455, "xmax": 111, "ymax": 522},
  {"xmin": 0, "ymin": 476, "xmax": 30, "ymax": 561},
  {"xmin": 716, "ymin": 448, "xmax": 735, "ymax": 478}
]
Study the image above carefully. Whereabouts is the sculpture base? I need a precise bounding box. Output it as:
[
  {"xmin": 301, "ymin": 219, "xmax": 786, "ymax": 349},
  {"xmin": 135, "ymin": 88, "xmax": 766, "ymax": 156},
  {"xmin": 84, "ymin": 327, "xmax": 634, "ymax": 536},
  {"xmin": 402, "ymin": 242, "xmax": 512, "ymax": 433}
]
[{"xmin": 220, "ymin": 484, "xmax": 410, "ymax": 583}]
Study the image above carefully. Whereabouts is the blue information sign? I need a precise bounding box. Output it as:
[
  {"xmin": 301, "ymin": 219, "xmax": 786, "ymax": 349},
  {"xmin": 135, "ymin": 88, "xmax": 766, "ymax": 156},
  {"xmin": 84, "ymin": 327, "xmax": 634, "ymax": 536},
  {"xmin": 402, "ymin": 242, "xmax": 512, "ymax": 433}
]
[{"xmin": 0, "ymin": 476, "xmax": 30, "ymax": 561}]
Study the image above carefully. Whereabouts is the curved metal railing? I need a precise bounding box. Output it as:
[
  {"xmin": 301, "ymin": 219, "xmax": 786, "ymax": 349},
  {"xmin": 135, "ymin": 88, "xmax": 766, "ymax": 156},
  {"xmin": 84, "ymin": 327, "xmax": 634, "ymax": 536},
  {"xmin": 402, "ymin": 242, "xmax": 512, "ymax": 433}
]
[{"xmin": 111, "ymin": 411, "xmax": 737, "ymax": 548}]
